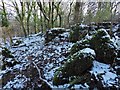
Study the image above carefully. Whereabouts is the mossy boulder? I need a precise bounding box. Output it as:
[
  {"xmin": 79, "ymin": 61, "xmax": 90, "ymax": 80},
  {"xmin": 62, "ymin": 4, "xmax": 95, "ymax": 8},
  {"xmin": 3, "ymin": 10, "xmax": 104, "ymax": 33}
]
[
  {"xmin": 53, "ymin": 48, "xmax": 95, "ymax": 85},
  {"xmin": 70, "ymin": 39, "xmax": 90, "ymax": 55},
  {"xmin": 1, "ymin": 47, "xmax": 20, "ymax": 70},
  {"xmin": 69, "ymin": 24, "xmax": 88, "ymax": 43},
  {"xmin": 53, "ymin": 67, "xmax": 69, "ymax": 85},
  {"xmin": 45, "ymin": 28, "xmax": 66, "ymax": 43},
  {"xmin": 90, "ymin": 29, "xmax": 117, "ymax": 64}
]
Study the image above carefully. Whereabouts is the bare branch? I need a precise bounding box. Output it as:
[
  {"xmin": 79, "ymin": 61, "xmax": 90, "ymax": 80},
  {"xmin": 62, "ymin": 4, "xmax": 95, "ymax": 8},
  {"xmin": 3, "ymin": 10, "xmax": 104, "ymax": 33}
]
[
  {"xmin": 37, "ymin": 0, "xmax": 49, "ymax": 21},
  {"xmin": 32, "ymin": 61, "xmax": 52, "ymax": 88}
]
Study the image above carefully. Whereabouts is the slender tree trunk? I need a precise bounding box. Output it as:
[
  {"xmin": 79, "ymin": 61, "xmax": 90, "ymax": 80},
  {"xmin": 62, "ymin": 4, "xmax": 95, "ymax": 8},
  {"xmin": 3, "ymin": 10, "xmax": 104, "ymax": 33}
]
[
  {"xmin": 58, "ymin": 14, "xmax": 62, "ymax": 27},
  {"xmin": 51, "ymin": 1, "xmax": 54, "ymax": 28},
  {"xmin": 1, "ymin": 1, "xmax": 9, "ymax": 27},
  {"xmin": 48, "ymin": 1, "xmax": 51, "ymax": 29},
  {"xmin": 40, "ymin": 12, "xmax": 43, "ymax": 33},
  {"xmin": 33, "ymin": 3, "xmax": 37, "ymax": 34},
  {"xmin": 21, "ymin": 21, "xmax": 27, "ymax": 37},
  {"xmin": 26, "ymin": 20, "xmax": 30, "ymax": 35},
  {"xmin": 13, "ymin": 1, "xmax": 27, "ymax": 37},
  {"xmin": 34, "ymin": 15, "xmax": 37, "ymax": 34},
  {"xmin": 26, "ymin": 2, "xmax": 33, "ymax": 35},
  {"xmin": 67, "ymin": 2, "xmax": 73, "ymax": 27},
  {"xmin": 110, "ymin": 2, "xmax": 113, "ymax": 37}
]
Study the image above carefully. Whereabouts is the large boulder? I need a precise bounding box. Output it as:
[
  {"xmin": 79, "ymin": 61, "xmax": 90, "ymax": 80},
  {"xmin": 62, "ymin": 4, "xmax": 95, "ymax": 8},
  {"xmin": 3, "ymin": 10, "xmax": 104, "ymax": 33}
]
[
  {"xmin": 90, "ymin": 29, "xmax": 117, "ymax": 64},
  {"xmin": 45, "ymin": 28, "xmax": 66, "ymax": 43},
  {"xmin": 53, "ymin": 48, "xmax": 95, "ymax": 85},
  {"xmin": 69, "ymin": 24, "xmax": 88, "ymax": 43}
]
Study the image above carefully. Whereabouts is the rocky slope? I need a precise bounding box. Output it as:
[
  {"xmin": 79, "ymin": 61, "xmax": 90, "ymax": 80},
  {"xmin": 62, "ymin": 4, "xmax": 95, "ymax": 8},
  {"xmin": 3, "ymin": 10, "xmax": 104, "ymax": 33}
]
[{"xmin": 0, "ymin": 23, "xmax": 120, "ymax": 89}]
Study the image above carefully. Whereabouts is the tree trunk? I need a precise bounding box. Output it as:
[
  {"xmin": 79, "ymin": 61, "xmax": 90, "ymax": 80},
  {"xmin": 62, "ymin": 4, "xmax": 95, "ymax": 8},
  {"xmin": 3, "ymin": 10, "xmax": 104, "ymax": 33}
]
[
  {"xmin": 67, "ymin": 2, "xmax": 73, "ymax": 27},
  {"xmin": 110, "ymin": 2, "xmax": 113, "ymax": 38},
  {"xmin": 74, "ymin": 1, "xmax": 80, "ymax": 24},
  {"xmin": 21, "ymin": 21, "xmax": 27, "ymax": 37},
  {"xmin": 40, "ymin": 12, "xmax": 43, "ymax": 33},
  {"xmin": 58, "ymin": 14, "xmax": 62, "ymax": 27},
  {"xmin": 51, "ymin": 1, "xmax": 54, "ymax": 28},
  {"xmin": 48, "ymin": 2, "xmax": 51, "ymax": 29},
  {"xmin": 33, "ymin": 3, "xmax": 37, "ymax": 34}
]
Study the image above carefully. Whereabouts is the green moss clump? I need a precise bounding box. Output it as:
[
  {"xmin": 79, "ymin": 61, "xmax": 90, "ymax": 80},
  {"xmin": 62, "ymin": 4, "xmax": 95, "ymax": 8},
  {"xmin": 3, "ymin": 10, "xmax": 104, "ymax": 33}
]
[
  {"xmin": 53, "ymin": 67, "xmax": 69, "ymax": 86},
  {"xmin": 90, "ymin": 29, "xmax": 117, "ymax": 64},
  {"xmin": 53, "ymin": 50, "xmax": 95, "ymax": 86},
  {"xmin": 45, "ymin": 28, "xmax": 66, "ymax": 43}
]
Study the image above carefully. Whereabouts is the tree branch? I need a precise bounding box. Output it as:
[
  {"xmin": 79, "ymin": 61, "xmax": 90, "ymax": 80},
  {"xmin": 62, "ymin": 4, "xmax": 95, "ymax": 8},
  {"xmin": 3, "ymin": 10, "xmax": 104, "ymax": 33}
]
[{"xmin": 32, "ymin": 61, "xmax": 52, "ymax": 88}]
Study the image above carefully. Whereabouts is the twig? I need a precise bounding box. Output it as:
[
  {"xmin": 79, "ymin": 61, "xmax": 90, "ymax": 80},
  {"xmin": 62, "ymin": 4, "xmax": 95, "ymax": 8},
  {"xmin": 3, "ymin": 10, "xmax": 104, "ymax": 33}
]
[{"xmin": 32, "ymin": 61, "xmax": 52, "ymax": 88}]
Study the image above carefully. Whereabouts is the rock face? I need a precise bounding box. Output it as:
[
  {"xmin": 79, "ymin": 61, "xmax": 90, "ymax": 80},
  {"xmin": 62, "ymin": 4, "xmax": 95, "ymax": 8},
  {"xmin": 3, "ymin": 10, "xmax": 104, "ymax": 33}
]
[
  {"xmin": 53, "ymin": 48, "xmax": 95, "ymax": 85},
  {"xmin": 45, "ymin": 28, "xmax": 66, "ymax": 43},
  {"xmin": 90, "ymin": 29, "xmax": 117, "ymax": 64}
]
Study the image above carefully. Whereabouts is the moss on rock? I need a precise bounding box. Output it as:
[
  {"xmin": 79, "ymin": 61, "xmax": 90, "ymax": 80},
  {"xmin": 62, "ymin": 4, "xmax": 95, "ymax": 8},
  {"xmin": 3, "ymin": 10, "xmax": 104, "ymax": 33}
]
[
  {"xmin": 53, "ymin": 48, "xmax": 95, "ymax": 85},
  {"xmin": 69, "ymin": 24, "xmax": 88, "ymax": 43},
  {"xmin": 70, "ymin": 39, "xmax": 90, "ymax": 55},
  {"xmin": 90, "ymin": 29, "xmax": 117, "ymax": 64},
  {"xmin": 53, "ymin": 67, "xmax": 69, "ymax": 85},
  {"xmin": 45, "ymin": 28, "xmax": 66, "ymax": 43}
]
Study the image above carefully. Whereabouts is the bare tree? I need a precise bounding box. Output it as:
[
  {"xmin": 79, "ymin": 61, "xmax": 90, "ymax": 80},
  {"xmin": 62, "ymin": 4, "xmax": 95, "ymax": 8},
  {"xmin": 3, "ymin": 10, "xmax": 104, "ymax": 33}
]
[
  {"xmin": 26, "ymin": 2, "xmax": 34, "ymax": 35},
  {"xmin": 67, "ymin": 1, "xmax": 73, "ymax": 27},
  {"xmin": 12, "ymin": 1, "xmax": 27, "ymax": 37},
  {"xmin": 53, "ymin": 1, "xmax": 62, "ymax": 27}
]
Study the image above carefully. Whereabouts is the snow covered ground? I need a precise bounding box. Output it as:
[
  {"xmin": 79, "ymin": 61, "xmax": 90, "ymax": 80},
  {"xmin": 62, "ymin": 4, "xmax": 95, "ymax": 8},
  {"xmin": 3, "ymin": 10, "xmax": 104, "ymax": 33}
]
[
  {"xmin": 0, "ymin": 30, "xmax": 74, "ymax": 89},
  {"xmin": 0, "ymin": 26, "xmax": 120, "ymax": 89},
  {"xmin": 91, "ymin": 61, "xmax": 118, "ymax": 87}
]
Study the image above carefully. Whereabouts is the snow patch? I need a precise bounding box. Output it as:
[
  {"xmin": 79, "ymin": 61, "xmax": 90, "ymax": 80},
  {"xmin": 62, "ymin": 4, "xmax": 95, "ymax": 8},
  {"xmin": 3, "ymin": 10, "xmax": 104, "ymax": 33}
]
[
  {"xmin": 80, "ymin": 48, "xmax": 96, "ymax": 56},
  {"xmin": 3, "ymin": 74, "xmax": 28, "ymax": 89},
  {"xmin": 90, "ymin": 61, "xmax": 118, "ymax": 87}
]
